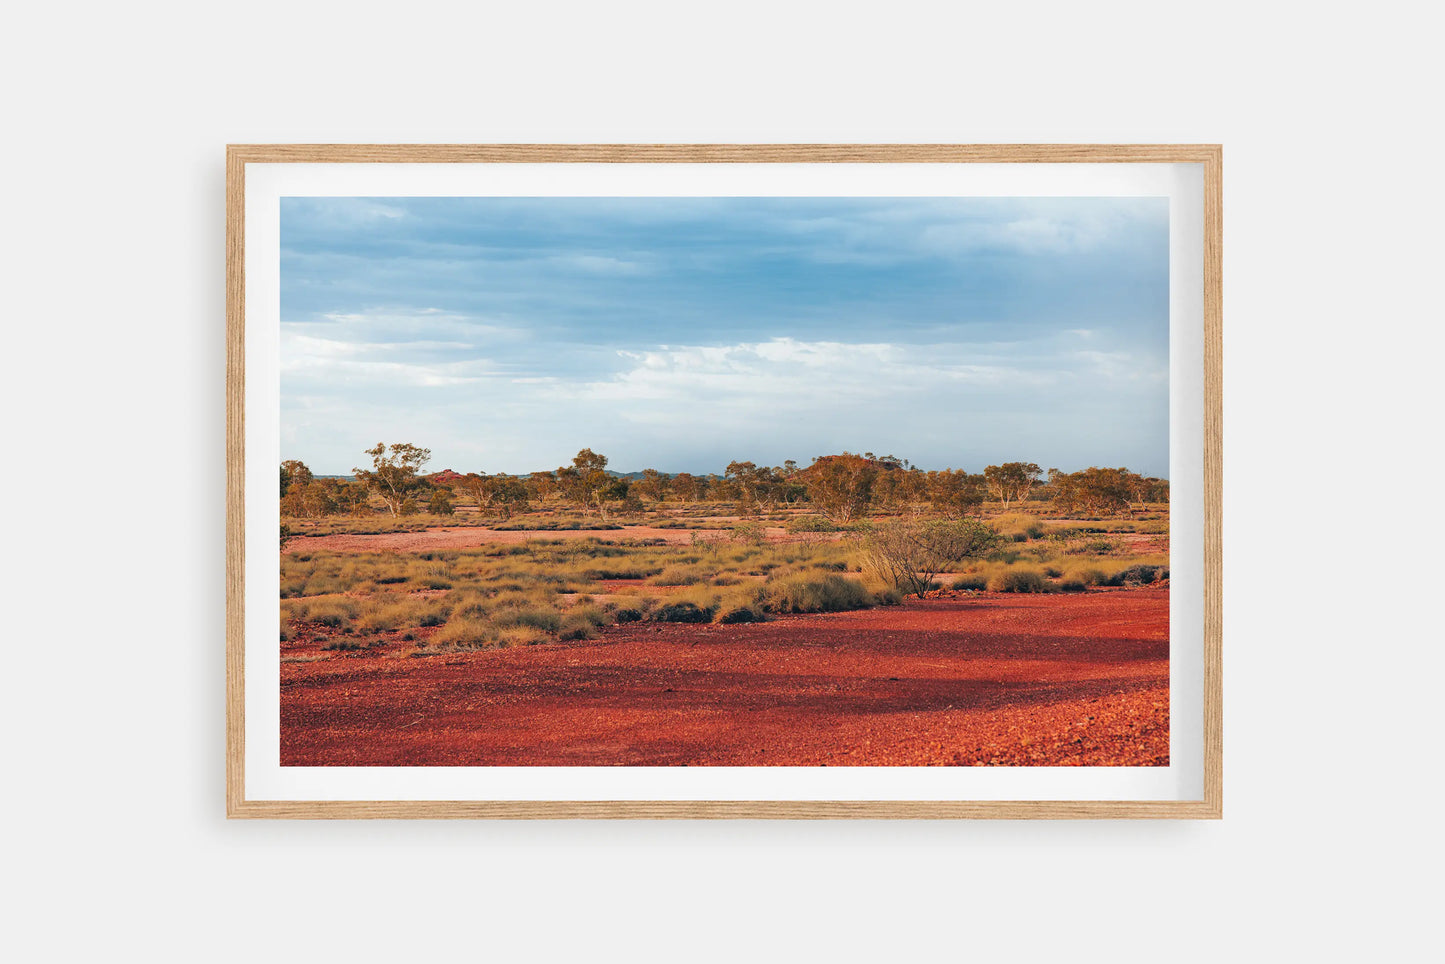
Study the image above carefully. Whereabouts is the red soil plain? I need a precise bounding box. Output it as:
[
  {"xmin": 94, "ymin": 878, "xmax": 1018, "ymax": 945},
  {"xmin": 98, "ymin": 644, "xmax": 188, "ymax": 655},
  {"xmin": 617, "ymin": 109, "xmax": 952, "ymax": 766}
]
[{"xmin": 280, "ymin": 530, "xmax": 1169, "ymax": 766}]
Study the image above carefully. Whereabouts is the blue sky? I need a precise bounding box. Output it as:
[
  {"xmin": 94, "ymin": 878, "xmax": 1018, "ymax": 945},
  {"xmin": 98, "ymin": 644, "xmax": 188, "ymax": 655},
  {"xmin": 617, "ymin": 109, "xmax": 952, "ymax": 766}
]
[{"xmin": 280, "ymin": 196, "xmax": 1169, "ymax": 476}]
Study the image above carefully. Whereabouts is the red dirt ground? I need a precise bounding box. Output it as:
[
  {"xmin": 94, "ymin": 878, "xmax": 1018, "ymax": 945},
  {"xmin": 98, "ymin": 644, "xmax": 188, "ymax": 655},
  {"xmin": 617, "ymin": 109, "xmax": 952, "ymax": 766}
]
[{"xmin": 280, "ymin": 585, "xmax": 1169, "ymax": 767}]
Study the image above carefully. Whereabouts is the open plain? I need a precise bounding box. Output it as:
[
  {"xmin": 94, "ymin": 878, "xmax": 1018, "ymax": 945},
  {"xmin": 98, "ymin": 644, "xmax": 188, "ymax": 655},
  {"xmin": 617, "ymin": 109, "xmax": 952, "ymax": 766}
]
[{"xmin": 281, "ymin": 562, "xmax": 1168, "ymax": 767}]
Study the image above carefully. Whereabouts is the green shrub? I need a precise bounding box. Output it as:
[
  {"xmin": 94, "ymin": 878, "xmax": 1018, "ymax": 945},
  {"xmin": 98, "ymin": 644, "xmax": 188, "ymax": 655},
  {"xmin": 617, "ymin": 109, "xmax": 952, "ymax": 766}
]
[
  {"xmin": 1108, "ymin": 564, "xmax": 1169, "ymax": 586},
  {"xmin": 306, "ymin": 596, "xmax": 358, "ymax": 628},
  {"xmin": 583, "ymin": 565, "xmax": 659, "ymax": 580},
  {"xmin": 358, "ymin": 601, "xmax": 413, "ymax": 632},
  {"xmin": 951, "ymin": 575, "xmax": 987, "ymax": 591},
  {"xmin": 729, "ymin": 523, "xmax": 766, "ymax": 545},
  {"xmin": 1059, "ymin": 579, "xmax": 1088, "ymax": 593},
  {"xmin": 987, "ymin": 570, "xmax": 1051, "ymax": 593},
  {"xmin": 651, "ymin": 565, "xmax": 712, "ymax": 586},
  {"xmin": 763, "ymin": 574, "xmax": 873, "ymax": 614},
  {"xmin": 862, "ymin": 518, "xmax": 1002, "ymax": 597},
  {"xmin": 433, "ymin": 616, "xmax": 494, "ymax": 648},
  {"xmin": 568, "ymin": 604, "xmax": 608, "ymax": 628},
  {"xmin": 1063, "ymin": 566, "xmax": 1108, "ymax": 587},
  {"xmin": 302, "ymin": 573, "xmax": 349, "ymax": 596},
  {"xmin": 557, "ymin": 615, "xmax": 598, "ymax": 641},
  {"xmin": 785, "ymin": 516, "xmax": 838, "ymax": 533},
  {"xmin": 716, "ymin": 605, "xmax": 767, "ymax": 624},
  {"xmin": 492, "ymin": 606, "xmax": 562, "ymax": 632},
  {"xmin": 653, "ymin": 602, "xmax": 712, "ymax": 623},
  {"xmin": 993, "ymin": 513, "xmax": 1045, "ymax": 541},
  {"xmin": 870, "ymin": 585, "xmax": 903, "ymax": 606}
]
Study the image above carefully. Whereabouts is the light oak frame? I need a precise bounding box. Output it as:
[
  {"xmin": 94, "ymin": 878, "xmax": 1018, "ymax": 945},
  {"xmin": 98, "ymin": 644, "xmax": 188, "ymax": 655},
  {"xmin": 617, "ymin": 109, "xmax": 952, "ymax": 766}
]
[{"xmin": 227, "ymin": 144, "xmax": 1222, "ymax": 819}]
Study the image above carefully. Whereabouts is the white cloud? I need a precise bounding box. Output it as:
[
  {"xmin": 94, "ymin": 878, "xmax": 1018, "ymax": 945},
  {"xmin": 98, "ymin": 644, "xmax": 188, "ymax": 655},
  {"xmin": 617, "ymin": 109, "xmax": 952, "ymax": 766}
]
[
  {"xmin": 280, "ymin": 331, "xmax": 508, "ymax": 387},
  {"xmin": 915, "ymin": 216, "xmax": 1110, "ymax": 257},
  {"xmin": 311, "ymin": 309, "xmax": 525, "ymax": 341},
  {"xmin": 281, "ymin": 332, "xmax": 476, "ymax": 358},
  {"xmin": 1073, "ymin": 349, "xmax": 1167, "ymax": 382},
  {"xmin": 575, "ymin": 337, "xmax": 1041, "ymax": 412},
  {"xmin": 549, "ymin": 254, "xmax": 651, "ymax": 276}
]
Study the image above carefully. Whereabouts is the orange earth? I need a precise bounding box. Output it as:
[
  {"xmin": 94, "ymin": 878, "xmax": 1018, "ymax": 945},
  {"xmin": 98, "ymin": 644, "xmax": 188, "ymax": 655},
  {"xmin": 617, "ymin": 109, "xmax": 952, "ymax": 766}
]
[{"xmin": 280, "ymin": 585, "xmax": 1169, "ymax": 767}]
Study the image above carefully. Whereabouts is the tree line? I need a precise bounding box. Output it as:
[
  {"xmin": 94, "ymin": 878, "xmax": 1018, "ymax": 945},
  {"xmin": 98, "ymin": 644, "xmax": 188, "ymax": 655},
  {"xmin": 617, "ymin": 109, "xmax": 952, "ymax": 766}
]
[{"xmin": 279, "ymin": 444, "xmax": 1168, "ymax": 521}]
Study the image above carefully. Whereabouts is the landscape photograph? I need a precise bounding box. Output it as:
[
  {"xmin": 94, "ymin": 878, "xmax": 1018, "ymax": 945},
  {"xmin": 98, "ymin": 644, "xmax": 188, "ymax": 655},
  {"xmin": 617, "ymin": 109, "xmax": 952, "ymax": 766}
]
[{"xmin": 277, "ymin": 195, "xmax": 1171, "ymax": 767}]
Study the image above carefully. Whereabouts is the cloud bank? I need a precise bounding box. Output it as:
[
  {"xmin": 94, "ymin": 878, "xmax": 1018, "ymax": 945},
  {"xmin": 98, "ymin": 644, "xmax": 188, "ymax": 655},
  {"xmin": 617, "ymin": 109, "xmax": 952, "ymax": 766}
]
[{"xmin": 280, "ymin": 197, "xmax": 1169, "ymax": 476}]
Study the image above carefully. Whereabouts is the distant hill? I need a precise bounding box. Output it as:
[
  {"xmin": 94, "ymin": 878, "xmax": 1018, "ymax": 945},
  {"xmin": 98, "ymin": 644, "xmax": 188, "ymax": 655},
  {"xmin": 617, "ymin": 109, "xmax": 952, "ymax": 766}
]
[{"xmin": 426, "ymin": 468, "xmax": 467, "ymax": 486}]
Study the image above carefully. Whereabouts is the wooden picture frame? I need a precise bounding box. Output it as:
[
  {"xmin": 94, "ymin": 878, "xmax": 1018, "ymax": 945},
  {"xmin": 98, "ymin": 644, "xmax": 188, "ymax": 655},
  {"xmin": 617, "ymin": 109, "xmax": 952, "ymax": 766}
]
[{"xmin": 228, "ymin": 144, "xmax": 1221, "ymax": 819}]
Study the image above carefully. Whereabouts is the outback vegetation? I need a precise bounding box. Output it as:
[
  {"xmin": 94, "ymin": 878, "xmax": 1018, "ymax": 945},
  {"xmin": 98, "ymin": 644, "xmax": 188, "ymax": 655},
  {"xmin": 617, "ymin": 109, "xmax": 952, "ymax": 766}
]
[{"xmin": 278, "ymin": 444, "xmax": 1169, "ymax": 655}]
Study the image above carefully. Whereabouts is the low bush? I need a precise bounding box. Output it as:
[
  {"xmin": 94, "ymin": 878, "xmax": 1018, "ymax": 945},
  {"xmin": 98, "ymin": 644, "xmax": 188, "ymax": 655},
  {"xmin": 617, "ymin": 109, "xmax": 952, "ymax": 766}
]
[
  {"xmin": 651, "ymin": 565, "xmax": 714, "ymax": 586},
  {"xmin": 993, "ymin": 512, "xmax": 1045, "ymax": 542},
  {"xmin": 869, "ymin": 585, "xmax": 903, "ymax": 606},
  {"xmin": 305, "ymin": 596, "xmax": 358, "ymax": 628},
  {"xmin": 862, "ymin": 518, "xmax": 1002, "ymax": 597},
  {"xmin": 568, "ymin": 604, "xmax": 608, "ymax": 627},
  {"xmin": 432, "ymin": 616, "xmax": 495, "ymax": 649},
  {"xmin": 716, "ymin": 605, "xmax": 767, "ymax": 624},
  {"xmin": 951, "ymin": 575, "xmax": 987, "ymax": 591},
  {"xmin": 652, "ymin": 602, "xmax": 712, "ymax": 623},
  {"xmin": 1063, "ymin": 566, "xmax": 1108, "ymax": 587},
  {"xmin": 358, "ymin": 601, "xmax": 415, "ymax": 632},
  {"xmin": 762, "ymin": 574, "xmax": 873, "ymax": 614},
  {"xmin": 1064, "ymin": 538, "xmax": 1119, "ymax": 555},
  {"xmin": 987, "ymin": 570, "xmax": 1052, "ymax": 593},
  {"xmin": 729, "ymin": 523, "xmax": 767, "ymax": 545},
  {"xmin": 496, "ymin": 626, "xmax": 550, "ymax": 646},
  {"xmin": 785, "ymin": 516, "xmax": 839, "ymax": 533},
  {"xmin": 302, "ymin": 573, "xmax": 349, "ymax": 596},
  {"xmin": 491, "ymin": 605, "xmax": 563, "ymax": 632},
  {"xmin": 582, "ymin": 565, "xmax": 659, "ymax": 580},
  {"xmin": 1108, "ymin": 564, "xmax": 1169, "ymax": 586},
  {"xmin": 556, "ymin": 615, "xmax": 598, "ymax": 641}
]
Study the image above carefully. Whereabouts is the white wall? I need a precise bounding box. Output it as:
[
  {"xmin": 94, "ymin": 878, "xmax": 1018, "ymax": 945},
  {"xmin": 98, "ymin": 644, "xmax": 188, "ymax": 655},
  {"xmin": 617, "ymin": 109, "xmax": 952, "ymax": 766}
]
[{"xmin": 3, "ymin": 2, "xmax": 1436, "ymax": 961}]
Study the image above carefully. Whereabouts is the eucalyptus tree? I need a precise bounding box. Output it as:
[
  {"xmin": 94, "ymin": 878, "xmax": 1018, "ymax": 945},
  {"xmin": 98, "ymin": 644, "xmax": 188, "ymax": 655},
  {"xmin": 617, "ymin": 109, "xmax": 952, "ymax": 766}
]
[{"xmin": 353, "ymin": 442, "xmax": 432, "ymax": 516}]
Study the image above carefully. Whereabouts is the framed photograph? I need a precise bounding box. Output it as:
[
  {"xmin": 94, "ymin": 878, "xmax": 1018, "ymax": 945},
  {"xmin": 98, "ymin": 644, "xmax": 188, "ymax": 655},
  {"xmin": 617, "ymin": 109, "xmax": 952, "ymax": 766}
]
[{"xmin": 227, "ymin": 144, "xmax": 1221, "ymax": 818}]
